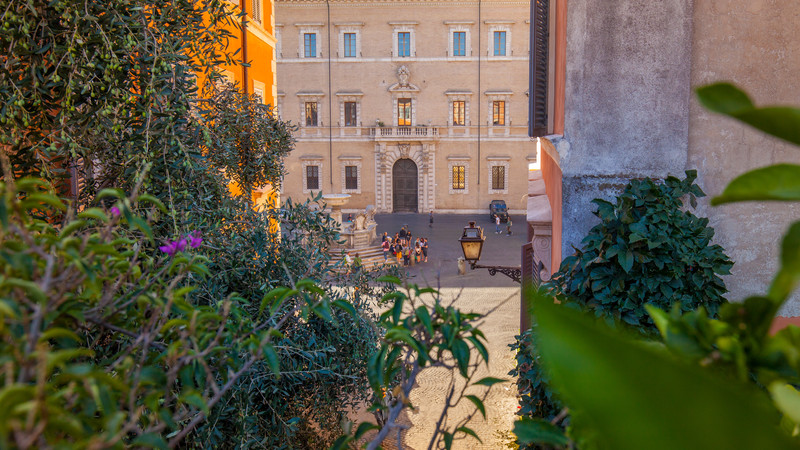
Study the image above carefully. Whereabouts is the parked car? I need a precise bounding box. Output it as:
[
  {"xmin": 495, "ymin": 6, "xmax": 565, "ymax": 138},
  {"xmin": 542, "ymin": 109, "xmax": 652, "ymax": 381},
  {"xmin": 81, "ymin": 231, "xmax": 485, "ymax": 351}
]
[{"xmin": 489, "ymin": 200, "xmax": 509, "ymax": 223}]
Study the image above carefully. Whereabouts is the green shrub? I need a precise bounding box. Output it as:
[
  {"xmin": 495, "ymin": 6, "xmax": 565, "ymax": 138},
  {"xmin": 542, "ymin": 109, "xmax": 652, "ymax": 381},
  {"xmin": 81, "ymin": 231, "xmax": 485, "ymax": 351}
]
[
  {"xmin": 550, "ymin": 170, "xmax": 733, "ymax": 334},
  {"xmin": 512, "ymin": 171, "xmax": 733, "ymax": 448},
  {"xmin": 187, "ymin": 195, "xmax": 400, "ymax": 449},
  {"xmin": 509, "ymin": 328, "xmax": 562, "ymax": 423}
]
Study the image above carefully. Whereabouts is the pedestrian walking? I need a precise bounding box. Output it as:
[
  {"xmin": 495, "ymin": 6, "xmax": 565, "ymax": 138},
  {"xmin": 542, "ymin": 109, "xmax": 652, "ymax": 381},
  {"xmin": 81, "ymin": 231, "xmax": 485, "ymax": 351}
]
[
  {"xmin": 382, "ymin": 237, "xmax": 390, "ymax": 261},
  {"xmin": 422, "ymin": 238, "xmax": 428, "ymax": 262},
  {"xmin": 344, "ymin": 251, "xmax": 353, "ymax": 274},
  {"xmin": 495, "ymin": 215, "xmax": 501, "ymax": 234},
  {"xmin": 429, "ymin": 211, "xmax": 434, "ymax": 228},
  {"xmin": 507, "ymin": 218, "xmax": 513, "ymax": 235},
  {"xmin": 395, "ymin": 240, "xmax": 403, "ymax": 263}
]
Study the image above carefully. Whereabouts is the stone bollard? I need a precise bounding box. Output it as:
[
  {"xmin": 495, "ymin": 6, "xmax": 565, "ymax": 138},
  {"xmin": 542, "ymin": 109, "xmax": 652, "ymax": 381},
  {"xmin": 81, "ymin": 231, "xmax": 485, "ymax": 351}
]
[{"xmin": 457, "ymin": 257, "xmax": 466, "ymax": 275}]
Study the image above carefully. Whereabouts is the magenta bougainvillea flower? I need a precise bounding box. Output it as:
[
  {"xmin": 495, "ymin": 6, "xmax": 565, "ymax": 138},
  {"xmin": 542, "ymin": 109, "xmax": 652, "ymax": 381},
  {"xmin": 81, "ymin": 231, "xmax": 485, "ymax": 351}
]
[
  {"xmin": 110, "ymin": 206, "xmax": 121, "ymax": 217},
  {"xmin": 159, "ymin": 238, "xmax": 188, "ymax": 256},
  {"xmin": 159, "ymin": 231, "xmax": 201, "ymax": 256},
  {"xmin": 188, "ymin": 230, "xmax": 203, "ymax": 249}
]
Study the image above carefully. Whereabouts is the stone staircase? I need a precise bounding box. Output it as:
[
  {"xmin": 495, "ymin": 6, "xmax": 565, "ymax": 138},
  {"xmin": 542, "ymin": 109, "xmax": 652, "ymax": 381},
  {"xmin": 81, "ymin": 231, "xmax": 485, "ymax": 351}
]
[{"xmin": 329, "ymin": 244, "xmax": 398, "ymax": 271}]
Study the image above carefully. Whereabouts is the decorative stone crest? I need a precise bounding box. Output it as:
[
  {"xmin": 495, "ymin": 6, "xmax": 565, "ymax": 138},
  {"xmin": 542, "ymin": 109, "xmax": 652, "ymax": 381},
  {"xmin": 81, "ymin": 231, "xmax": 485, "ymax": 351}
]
[
  {"xmin": 397, "ymin": 65, "xmax": 410, "ymax": 87},
  {"xmin": 399, "ymin": 143, "xmax": 410, "ymax": 158}
]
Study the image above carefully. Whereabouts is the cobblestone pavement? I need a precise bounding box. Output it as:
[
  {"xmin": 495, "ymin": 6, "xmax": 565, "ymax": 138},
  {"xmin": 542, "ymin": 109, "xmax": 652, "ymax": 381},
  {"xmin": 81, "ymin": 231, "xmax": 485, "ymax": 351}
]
[{"xmin": 371, "ymin": 213, "xmax": 526, "ymax": 449}]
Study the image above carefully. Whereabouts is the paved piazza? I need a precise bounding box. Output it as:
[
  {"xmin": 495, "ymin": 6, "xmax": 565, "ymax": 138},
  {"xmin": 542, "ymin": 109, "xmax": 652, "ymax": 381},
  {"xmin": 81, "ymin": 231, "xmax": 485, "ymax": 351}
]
[{"xmin": 373, "ymin": 213, "xmax": 526, "ymax": 449}]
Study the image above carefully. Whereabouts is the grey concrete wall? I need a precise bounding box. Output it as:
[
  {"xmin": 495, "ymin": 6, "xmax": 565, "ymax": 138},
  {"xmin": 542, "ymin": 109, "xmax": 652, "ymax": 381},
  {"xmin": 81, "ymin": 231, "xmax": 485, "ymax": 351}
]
[
  {"xmin": 688, "ymin": 0, "xmax": 800, "ymax": 314},
  {"xmin": 560, "ymin": 0, "xmax": 694, "ymax": 260}
]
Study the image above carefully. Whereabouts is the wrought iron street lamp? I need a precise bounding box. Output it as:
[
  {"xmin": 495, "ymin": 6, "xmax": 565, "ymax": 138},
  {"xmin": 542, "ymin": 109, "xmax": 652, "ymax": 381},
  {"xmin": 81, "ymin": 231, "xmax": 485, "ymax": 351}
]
[{"xmin": 459, "ymin": 221, "xmax": 522, "ymax": 283}]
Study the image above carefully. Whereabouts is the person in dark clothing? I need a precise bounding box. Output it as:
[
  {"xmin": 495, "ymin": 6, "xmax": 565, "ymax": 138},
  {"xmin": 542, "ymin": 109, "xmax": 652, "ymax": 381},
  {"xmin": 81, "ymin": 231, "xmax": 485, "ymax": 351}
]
[
  {"xmin": 394, "ymin": 240, "xmax": 403, "ymax": 263},
  {"xmin": 429, "ymin": 211, "xmax": 434, "ymax": 228},
  {"xmin": 382, "ymin": 238, "xmax": 391, "ymax": 261},
  {"xmin": 422, "ymin": 238, "xmax": 428, "ymax": 262}
]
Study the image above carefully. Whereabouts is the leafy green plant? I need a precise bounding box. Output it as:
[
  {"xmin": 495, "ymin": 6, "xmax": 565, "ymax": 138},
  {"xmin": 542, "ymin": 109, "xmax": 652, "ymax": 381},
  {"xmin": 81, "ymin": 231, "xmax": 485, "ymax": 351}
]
[
  {"xmin": 516, "ymin": 290, "xmax": 798, "ymax": 450},
  {"xmin": 186, "ymin": 194, "xmax": 400, "ymax": 448},
  {"xmin": 514, "ymin": 84, "xmax": 800, "ymax": 449},
  {"xmin": 550, "ymin": 170, "xmax": 733, "ymax": 333},
  {"xmin": 513, "ymin": 171, "xmax": 733, "ymax": 447},
  {"xmin": 509, "ymin": 328, "xmax": 563, "ymax": 425},
  {"xmin": 333, "ymin": 279, "xmax": 506, "ymax": 450},
  {"xmin": 0, "ymin": 178, "xmax": 356, "ymax": 448},
  {"xmin": 202, "ymin": 82, "xmax": 297, "ymax": 204}
]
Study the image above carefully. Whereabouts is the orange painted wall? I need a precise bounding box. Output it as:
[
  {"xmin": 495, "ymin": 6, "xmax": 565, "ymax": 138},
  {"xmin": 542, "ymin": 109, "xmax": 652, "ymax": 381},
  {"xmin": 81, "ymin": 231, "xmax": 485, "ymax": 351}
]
[
  {"xmin": 206, "ymin": 1, "xmax": 278, "ymax": 207},
  {"xmin": 215, "ymin": 1, "xmax": 276, "ymax": 106}
]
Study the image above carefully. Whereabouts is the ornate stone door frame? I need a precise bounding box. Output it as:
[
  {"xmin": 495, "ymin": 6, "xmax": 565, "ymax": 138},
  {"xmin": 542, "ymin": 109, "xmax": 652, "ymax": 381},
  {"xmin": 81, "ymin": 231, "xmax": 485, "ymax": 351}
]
[{"xmin": 374, "ymin": 142, "xmax": 435, "ymax": 213}]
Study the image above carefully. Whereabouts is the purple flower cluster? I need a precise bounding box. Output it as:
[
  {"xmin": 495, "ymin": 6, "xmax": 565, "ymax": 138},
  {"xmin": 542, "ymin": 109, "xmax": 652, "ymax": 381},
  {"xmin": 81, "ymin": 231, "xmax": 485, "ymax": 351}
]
[{"xmin": 159, "ymin": 231, "xmax": 203, "ymax": 256}]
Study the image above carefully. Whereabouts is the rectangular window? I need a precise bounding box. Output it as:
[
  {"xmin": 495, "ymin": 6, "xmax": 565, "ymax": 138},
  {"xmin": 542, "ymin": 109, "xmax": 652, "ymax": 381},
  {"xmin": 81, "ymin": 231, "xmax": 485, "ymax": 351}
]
[
  {"xmin": 304, "ymin": 33, "xmax": 317, "ymax": 58},
  {"xmin": 493, "ymin": 31, "xmax": 506, "ymax": 56},
  {"xmin": 453, "ymin": 31, "xmax": 466, "ymax": 56},
  {"xmin": 398, "ymin": 32, "xmax": 411, "ymax": 57},
  {"xmin": 251, "ymin": 0, "xmax": 262, "ymax": 23},
  {"xmin": 344, "ymin": 102, "xmax": 358, "ymax": 126},
  {"xmin": 306, "ymin": 165, "xmax": 319, "ymax": 190},
  {"xmin": 305, "ymin": 102, "xmax": 318, "ymax": 126},
  {"xmin": 345, "ymin": 166, "xmax": 358, "ymax": 190},
  {"xmin": 452, "ymin": 166, "xmax": 465, "ymax": 190},
  {"xmin": 398, "ymin": 98, "xmax": 412, "ymax": 126},
  {"xmin": 492, "ymin": 166, "xmax": 505, "ymax": 190},
  {"xmin": 493, "ymin": 101, "xmax": 505, "ymax": 125},
  {"xmin": 253, "ymin": 88, "xmax": 264, "ymax": 105},
  {"xmin": 452, "ymin": 101, "xmax": 465, "ymax": 126},
  {"xmin": 344, "ymin": 33, "xmax": 357, "ymax": 57}
]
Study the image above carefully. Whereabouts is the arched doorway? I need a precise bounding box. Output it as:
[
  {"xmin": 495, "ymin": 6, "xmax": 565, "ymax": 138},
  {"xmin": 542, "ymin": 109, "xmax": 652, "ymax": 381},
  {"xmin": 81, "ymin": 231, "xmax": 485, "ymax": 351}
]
[{"xmin": 393, "ymin": 159, "xmax": 418, "ymax": 212}]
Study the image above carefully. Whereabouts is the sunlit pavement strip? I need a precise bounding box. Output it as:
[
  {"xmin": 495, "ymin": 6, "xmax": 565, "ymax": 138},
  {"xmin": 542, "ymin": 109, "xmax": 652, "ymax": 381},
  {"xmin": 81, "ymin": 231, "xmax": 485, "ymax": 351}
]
[{"xmin": 403, "ymin": 287, "xmax": 520, "ymax": 450}]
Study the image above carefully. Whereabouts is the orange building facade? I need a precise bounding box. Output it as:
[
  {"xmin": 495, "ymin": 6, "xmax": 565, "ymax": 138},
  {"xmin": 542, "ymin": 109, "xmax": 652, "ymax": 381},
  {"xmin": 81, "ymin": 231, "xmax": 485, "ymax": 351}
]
[{"xmin": 217, "ymin": 0, "xmax": 280, "ymax": 208}]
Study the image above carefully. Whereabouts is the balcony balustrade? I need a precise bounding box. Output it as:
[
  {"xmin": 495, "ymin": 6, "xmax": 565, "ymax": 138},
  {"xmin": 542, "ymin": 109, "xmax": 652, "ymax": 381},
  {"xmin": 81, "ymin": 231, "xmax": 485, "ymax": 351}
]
[{"xmin": 295, "ymin": 124, "xmax": 527, "ymax": 140}]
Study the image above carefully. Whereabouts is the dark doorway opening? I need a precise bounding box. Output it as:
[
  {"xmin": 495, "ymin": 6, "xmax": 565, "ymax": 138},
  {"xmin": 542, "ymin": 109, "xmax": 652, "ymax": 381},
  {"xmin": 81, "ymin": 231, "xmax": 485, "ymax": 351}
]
[{"xmin": 393, "ymin": 158, "xmax": 418, "ymax": 212}]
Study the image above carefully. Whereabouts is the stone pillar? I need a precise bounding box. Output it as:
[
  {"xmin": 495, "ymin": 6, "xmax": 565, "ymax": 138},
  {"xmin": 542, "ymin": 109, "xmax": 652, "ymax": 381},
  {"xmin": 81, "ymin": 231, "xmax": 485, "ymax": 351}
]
[{"xmin": 522, "ymin": 166, "xmax": 554, "ymax": 330}]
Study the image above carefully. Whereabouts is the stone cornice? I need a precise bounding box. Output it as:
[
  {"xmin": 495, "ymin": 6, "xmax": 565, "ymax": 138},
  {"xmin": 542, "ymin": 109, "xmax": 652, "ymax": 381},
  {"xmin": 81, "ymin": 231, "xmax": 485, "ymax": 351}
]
[{"xmin": 278, "ymin": 1, "xmax": 528, "ymax": 7}]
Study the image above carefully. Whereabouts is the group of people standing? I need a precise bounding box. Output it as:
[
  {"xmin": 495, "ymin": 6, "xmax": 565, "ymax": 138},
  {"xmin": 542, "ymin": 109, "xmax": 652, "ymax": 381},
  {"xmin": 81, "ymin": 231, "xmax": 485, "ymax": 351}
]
[{"xmin": 381, "ymin": 226, "xmax": 428, "ymax": 266}]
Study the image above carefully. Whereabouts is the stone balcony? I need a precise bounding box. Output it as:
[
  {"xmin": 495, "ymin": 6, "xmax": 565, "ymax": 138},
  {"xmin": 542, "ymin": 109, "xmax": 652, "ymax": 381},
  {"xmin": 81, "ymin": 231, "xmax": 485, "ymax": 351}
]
[{"xmin": 367, "ymin": 126, "xmax": 440, "ymax": 141}]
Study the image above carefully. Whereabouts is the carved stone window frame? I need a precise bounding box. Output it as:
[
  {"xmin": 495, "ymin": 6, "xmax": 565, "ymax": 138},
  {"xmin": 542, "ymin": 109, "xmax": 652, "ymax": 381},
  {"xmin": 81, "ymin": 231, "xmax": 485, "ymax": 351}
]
[
  {"xmin": 276, "ymin": 91, "xmax": 285, "ymax": 120},
  {"xmin": 485, "ymin": 90, "xmax": 512, "ymax": 127},
  {"xmin": 390, "ymin": 21, "xmax": 418, "ymax": 59},
  {"xmin": 296, "ymin": 91, "xmax": 325, "ymax": 127},
  {"xmin": 339, "ymin": 155, "xmax": 362, "ymax": 194},
  {"xmin": 301, "ymin": 156, "xmax": 324, "ymax": 194},
  {"xmin": 445, "ymin": 91, "xmax": 472, "ymax": 128},
  {"xmin": 336, "ymin": 91, "xmax": 364, "ymax": 127},
  {"xmin": 296, "ymin": 23, "xmax": 324, "ymax": 59},
  {"xmin": 336, "ymin": 22, "xmax": 364, "ymax": 59},
  {"xmin": 487, "ymin": 156, "xmax": 511, "ymax": 195},
  {"xmin": 276, "ymin": 24, "xmax": 283, "ymax": 59},
  {"xmin": 445, "ymin": 21, "xmax": 474, "ymax": 59},
  {"xmin": 486, "ymin": 21, "xmax": 514, "ymax": 60},
  {"xmin": 447, "ymin": 156, "xmax": 470, "ymax": 195}
]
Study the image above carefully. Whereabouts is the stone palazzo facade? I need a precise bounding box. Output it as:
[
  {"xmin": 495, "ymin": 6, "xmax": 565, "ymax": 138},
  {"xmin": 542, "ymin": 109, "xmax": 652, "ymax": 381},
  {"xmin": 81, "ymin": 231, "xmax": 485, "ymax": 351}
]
[{"xmin": 275, "ymin": 0, "xmax": 538, "ymax": 214}]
